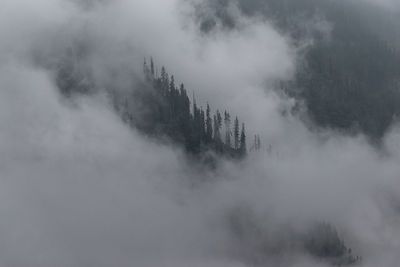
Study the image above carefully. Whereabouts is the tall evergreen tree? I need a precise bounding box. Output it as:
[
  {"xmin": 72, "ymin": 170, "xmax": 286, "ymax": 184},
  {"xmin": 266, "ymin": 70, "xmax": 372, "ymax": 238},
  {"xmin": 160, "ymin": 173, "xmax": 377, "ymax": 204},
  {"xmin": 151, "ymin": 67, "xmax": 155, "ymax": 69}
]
[
  {"xmin": 160, "ymin": 67, "xmax": 169, "ymax": 96},
  {"xmin": 240, "ymin": 123, "xmax": 247, "ymax": 155},
  {"xmin": 206, "ymin": 104, "xmax": 213, "ymax": 143},
  {"xmin": 150, "ymin": 57, "xmax": 155, "ymax": 77},
  {"xmin": 224, "ymin": 111, "xmax": 231, "ymax": 147},
  {"xmin": 213, "ymin": 115, "xmax": 220, "ymax": 142},
  {"xmin": 161, "ymin": 66, "xmax": 166, "ymax": 82},
  {"xmin": 217, "ymin": 110, "xmax": 222, "ymax": 131},
  {"xmin": 234, "ymin": 116, "xmax": 240, "ymax": 149},
  {"xmin": 169, "ymin": 75, "xmax": 175, "ymax": 92},
  {"xmin": 200, "ymin": 108, "xmax": 206, "ymax": 142},
  {"xmin": 253, "ymin": 134, "xmax": 261, "ymax": 151},
  {"xmin": 214, "ymin": 110, "xmax": 222, "ymax": 143}
]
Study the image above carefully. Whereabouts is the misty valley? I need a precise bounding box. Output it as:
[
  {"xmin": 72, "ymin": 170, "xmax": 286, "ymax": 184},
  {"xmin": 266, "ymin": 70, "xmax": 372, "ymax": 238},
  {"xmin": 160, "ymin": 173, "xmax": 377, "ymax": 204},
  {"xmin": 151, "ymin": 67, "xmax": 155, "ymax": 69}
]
[{"xmin": 1, "ymin": 0, "xmax": 400, "ymax": 266}]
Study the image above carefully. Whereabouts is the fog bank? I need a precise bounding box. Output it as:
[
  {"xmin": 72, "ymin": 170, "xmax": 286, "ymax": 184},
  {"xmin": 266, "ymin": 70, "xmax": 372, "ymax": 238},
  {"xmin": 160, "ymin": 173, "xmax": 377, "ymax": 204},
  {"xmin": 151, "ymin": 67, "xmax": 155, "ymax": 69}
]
[{"xmin": 0, "ymin": 0, "xmax": 400, "ymax": 266}]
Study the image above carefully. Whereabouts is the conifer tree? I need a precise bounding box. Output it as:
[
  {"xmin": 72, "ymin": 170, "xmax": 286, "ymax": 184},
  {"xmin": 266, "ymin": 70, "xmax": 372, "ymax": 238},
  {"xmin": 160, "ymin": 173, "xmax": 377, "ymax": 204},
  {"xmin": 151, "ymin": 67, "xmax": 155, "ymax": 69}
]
[
  {"xmin": 253, "ymin": 134, "xmax": 261, "ymax": 151},
  {"xmin": 169, "ymin": 75, "xmax": 175, "ymax": 91},
  {"xmin": 214, "ymin": 110, "xmax": 222, "ymax": 143},
  {"xmin": 213, "ymin": 115, "xmax": 220, "ymax": 142},
  {"xmin": 150, "ymin": 57, "xmax": 155, "ymax": 77},
  {"xmin": 217, "ymin": 110, "xmax": 222, "ymax": 131},
  {"xmin": 224, "ymin": 111, "xmax": 231, "ymax": 147},
  {"xmin": 200, "ymin": 108, "xmax": 206, "ymax": 141},
  {"xmin": 206, "ymin": 104, "xmax": 213, "ymax": 143},
  {"xmin": 240, "ymin": 123, "xmax": 247, "ymax": 155},
  {"xmin": 160, "ymin": 67, "xmax": 169, "ymax": 96},
  {"xmin": 234, "ymin": 116, "xmax": 240, "ymax": 149},
  {"xmin": 161, "ymin": 66, "xmax": 166, "ymax": 82},
  {"xmin": 192, "ymin": 94, "xmax": 197, "ymax": 118}
]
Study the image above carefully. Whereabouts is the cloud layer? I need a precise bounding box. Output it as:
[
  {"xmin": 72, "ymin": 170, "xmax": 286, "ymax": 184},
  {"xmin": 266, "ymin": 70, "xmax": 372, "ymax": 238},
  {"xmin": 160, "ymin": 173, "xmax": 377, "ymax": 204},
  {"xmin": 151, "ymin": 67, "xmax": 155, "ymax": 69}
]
[{"xmin": 0, "ymin": 0, "xmax": 400, "ymax": 266}]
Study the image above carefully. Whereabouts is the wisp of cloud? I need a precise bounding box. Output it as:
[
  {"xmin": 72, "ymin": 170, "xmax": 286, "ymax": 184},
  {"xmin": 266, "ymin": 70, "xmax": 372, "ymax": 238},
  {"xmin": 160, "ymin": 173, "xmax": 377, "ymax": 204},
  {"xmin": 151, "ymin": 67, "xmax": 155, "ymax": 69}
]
[{"xmin": 0, "ymin": 0, "xmax": 400, "ymax": 266}]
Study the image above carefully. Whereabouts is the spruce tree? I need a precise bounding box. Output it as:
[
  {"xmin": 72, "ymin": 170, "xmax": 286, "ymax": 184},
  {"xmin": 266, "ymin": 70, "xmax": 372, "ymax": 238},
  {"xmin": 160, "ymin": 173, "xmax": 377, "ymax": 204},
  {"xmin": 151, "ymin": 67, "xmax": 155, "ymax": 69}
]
[
  {"xmin": 224, "ymin": 111, "xmax": 231, "ymax": 147},
  {"xmin": 240, "ymin": 123, "xmax": 247, "ymax": 155},
  {"xmin": 150, "ymin": 57, "xmax": 155, "ymax": 77},
  {"xmin": 213, "ymin": 115, "xmax": 220, "ymax": 142},
  {"xmin": 200, "ymin": 108, "xmax": 206, "ymax": 142},
  {"xmin": 205, "ymin": 104, "xmax": 213, "ymax": 143},
  {"xmin": 169, "ymin": 75, "xmax": 175, "ymax": 91},
  {"xmin": 161, "ymin": 66, "xmax": 166, "ymax": 82},
  {"xmin": 253, "ymin": 134, "xmax": 261, "ymax": 151},
  {"xmin": 234, "ymin": 116, "xmax": 240, "ymax": 150},
  {"xmin": 214, "ymin": 110, "xmax": 222, "ymax": 143}
]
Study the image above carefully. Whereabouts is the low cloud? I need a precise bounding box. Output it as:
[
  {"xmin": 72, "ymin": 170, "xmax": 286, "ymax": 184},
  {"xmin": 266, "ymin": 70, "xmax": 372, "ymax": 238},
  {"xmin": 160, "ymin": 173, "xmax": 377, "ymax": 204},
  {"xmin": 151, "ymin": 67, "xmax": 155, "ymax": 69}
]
[
  {"xmin": 0, "ymin": 0, "xmax": 400, "ymax": 266},
  {"xmin": 362, "ymin": 0, "xmax": 400, "ymax": 10}
]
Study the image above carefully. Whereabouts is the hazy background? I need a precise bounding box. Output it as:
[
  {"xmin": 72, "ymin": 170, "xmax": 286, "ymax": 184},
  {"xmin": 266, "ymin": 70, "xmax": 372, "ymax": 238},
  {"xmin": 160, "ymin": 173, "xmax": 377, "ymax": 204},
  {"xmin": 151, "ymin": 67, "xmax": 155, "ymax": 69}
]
[{"xmin": 0, "ymin": 0, "xmax": 400, "ymax": 266}]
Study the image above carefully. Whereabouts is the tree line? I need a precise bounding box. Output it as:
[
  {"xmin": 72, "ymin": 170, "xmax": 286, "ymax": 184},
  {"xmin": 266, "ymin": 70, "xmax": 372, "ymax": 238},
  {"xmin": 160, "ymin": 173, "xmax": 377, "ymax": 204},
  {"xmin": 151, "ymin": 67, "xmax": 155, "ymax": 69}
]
[
  {"xmin": 117, "ymin": 58, "xmax": 250, "ymax": 158},
  {"xmin": 55, "ymin": 52, "xmax": 260, "ymax": 158}
]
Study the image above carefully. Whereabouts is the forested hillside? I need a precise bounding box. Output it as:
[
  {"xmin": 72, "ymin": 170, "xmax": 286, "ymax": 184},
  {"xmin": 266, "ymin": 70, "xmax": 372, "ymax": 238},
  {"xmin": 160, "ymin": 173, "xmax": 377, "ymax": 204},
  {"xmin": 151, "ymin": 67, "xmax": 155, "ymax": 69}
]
[
  {"xmin": 202, "ymin": 0, "xmax": 400, "ymax": 139},
  {"xmin": 281, "ymin": 0, "xmax": 400, "ymax": 139},
  {"xmin": 3, "ymin": 0, "xmax": 400, "ymax": 266},
  {"xmin": 56, "ymin": 57, "xmax": 252, "ymax": 158},
  {"xmin": 126, "ymin": 59, "xmax": 249, "ymax": 156}
]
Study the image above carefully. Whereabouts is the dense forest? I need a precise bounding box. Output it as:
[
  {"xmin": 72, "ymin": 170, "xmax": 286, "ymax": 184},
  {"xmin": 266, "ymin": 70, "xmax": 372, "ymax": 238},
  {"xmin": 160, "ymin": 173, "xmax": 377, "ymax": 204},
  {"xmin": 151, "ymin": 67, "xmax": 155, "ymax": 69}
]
[
  {"xmin": 123, "ymin": 59, "xmax": 250, "ymax": 157},
  {"xmin": 57, "ymin": 57, "xmax": 260, "ymax": 158},
  {"xmin": 278, "ymin": 0, "xmax": 400, "ymax": 139},
  {"xmin": 200, "ymin": 0, "xmax": 400, "ymax": 140}
]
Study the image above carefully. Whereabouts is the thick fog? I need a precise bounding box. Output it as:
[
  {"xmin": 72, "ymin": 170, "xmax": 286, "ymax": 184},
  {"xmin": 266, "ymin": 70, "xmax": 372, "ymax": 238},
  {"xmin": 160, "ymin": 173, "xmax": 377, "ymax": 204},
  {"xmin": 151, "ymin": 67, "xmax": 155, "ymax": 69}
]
[
  {"xmin": 1, "ymin": 0, "xmax": 400, "ymax": 266},
  {"xmin": 364, "ymin": 0, "xmax": 400, "ymax": 10}
]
